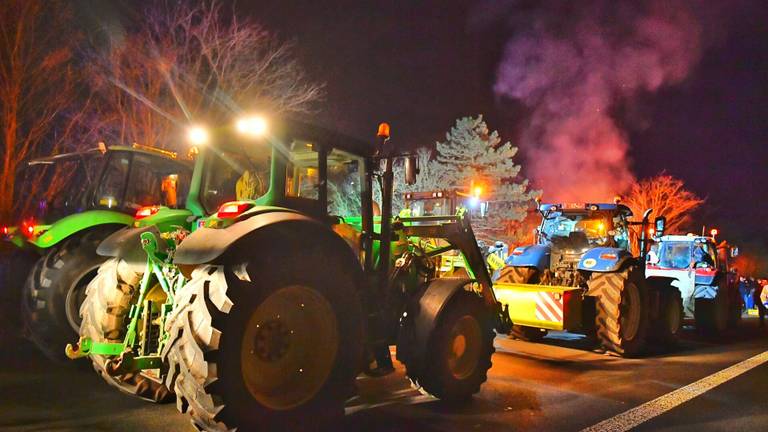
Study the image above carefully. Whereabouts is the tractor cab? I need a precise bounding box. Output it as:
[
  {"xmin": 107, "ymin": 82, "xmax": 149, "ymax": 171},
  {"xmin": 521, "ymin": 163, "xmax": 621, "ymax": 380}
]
[{"xmin": 3, "ymin": 145, "xmax": 191, "ymax": 249}]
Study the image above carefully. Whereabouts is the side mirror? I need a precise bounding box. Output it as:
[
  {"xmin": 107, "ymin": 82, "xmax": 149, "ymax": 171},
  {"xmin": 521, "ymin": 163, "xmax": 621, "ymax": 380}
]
[
  {"xmin": 654, "ymin": 216, "xmax": 666, "ymax": 236},
  {"xmin": 730, "ymin": 246, "xmax": 739, "ymax": 257},
  {"xmin": 404, "ymin": 155, "xmax": 418, "ymax": 185}
]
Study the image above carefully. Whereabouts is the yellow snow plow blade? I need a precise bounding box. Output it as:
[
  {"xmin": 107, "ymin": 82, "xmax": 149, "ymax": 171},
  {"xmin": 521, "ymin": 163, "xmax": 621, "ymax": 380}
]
[{"xmin": 494, "ymin": 282, "xmax": 581, "ymax": 331}]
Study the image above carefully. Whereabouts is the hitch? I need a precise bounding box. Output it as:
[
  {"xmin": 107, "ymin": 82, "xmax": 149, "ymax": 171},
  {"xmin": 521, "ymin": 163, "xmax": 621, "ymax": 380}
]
[
  {"xmin": 495, "ymin": 302, "xmax": 513, "ymax": 334},
  {"xmin": 105, "ymin": 352, "xmax": 163, "ymax": 376},
  {"xmin": 65, "ymin": 336, "xmax": 126, "ymax": 359}
]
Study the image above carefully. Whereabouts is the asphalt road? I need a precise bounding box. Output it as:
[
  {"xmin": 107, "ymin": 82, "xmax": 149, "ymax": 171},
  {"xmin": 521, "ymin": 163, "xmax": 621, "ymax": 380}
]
[{"xmin": 1, "ymin": 318, "xmax": 766, "ymax": 432}]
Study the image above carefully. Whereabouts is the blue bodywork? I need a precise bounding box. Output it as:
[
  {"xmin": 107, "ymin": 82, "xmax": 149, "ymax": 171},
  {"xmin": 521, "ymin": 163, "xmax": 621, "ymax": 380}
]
[
  {"xmin": 576, "ymin": 247, "xmax": 632, "ymax": 272},
  {"xmin": 506, "ymin": 245, "xmax": 550, "ymax": 272},
  {"xmin": 504, "ymin": 202, "xmax": 636, "ymax": 276}
]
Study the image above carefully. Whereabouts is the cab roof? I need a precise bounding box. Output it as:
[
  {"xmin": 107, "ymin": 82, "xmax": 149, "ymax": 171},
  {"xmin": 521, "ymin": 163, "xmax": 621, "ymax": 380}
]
[
  {"xmin": 27, "ymin": 144, "xmax": 185, "ymax": 167},
  {"xmin": 539, "ymin": 202, "xmax": 633, "ymax": 217},
  {"xmin": 658, "ymin": 234, "xmax": 714, "ymax": 243}
]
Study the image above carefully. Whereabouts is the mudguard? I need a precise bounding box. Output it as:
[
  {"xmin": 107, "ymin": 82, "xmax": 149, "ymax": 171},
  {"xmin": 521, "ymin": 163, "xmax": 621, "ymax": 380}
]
[
  {"xmin": 396, "ymin": 277, "xmax": 474, "ymax": 375},
  {"xmin": 96, "ymin": 225, "xmax": 168, "ymax": 265},
  {"xmin": 29, "ymin": 210, "xmax": 133, "ymax": 249},
  {"xmin": 505, "ymin": 245, "xmax": 550, "ymax": 272},
  {"xmin": 578, "ymin": 247, "xmax": 632, "ymax": 272},
  {"xmin": 173, "ymin": 210, "xmax": 325, "ymax": 266}
]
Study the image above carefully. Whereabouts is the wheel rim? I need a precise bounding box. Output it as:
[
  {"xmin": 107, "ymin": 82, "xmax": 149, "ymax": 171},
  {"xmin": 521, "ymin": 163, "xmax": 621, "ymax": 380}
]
[
  {"xmin": 447, "ymin": 315, "xmax": 482, "ymax": 380},
  {"xmin": 620, "ymin": 283, "xmax": 641, "ymax": 341},
  {"xmin": 240, "ymin": 285, "xmax": 338, "ymax": 410},
  {"xmin": 65, "ymin": 268, "xmax": 98, "ymax": 332}
]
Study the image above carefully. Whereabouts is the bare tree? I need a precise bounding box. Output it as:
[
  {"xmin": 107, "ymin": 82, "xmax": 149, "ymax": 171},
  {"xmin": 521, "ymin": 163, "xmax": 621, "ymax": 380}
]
[
  {"xmin": 0, "ymin": 0, "xmax": 92, "ymax": 220},
  {"xmin": 92, "ymin": 0, "xmax": 323, "ymax": 150},
  {"xmin": 625, "ymin": 174, "xmax": 704, "ymax": 234},
  {"xmin": 624, "ymin": 174, "xmax": 704, "ymax": 254}
]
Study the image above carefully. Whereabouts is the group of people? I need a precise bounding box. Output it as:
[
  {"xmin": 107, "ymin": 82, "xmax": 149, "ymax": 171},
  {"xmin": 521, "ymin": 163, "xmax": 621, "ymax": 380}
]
[{"xmin": 739, "ymin": 276, "xmax": 768, "ymax": 326}]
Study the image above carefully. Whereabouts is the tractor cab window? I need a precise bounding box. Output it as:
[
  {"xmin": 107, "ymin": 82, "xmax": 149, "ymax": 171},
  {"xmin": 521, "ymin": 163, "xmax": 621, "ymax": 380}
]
[
  {"xmin": 201, "ymin": 146, "xmax": 271, "ymax": 214},
  {"xmin": 693, "ymin": 241, "xmax": 717, "ymax": 268},
  {"xmin": 124, "ymin": 154, "xmax": 191, "ymax": 210},
  {"xmin": 404, "ymin": 196, "xmax": 452, "ymax": 217},
  {"xmin": 541, "ymin": 211, "xmax": 623, "ymax": 248},
  {"xmin": 94, "ymin": 152, "xmax": 132, "ymax": 209},
  {"xmin": 657, "ymin": 241, "xmax": 692, "ymax": 269},
  {"xmin": 327, "ymin": 149, "xmax": 363, "ymax": 217},
  {"xmin": 285, "ymin": 140, "xmax": 319, "ymax": 200},
  {"xmin": 24, "ymin": 153, "xmax": 104, "ymax": 220}
]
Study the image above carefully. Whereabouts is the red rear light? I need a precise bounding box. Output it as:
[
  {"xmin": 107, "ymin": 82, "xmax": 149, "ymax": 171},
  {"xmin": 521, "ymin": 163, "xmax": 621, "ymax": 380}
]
[
  {"xmin": 217, "ymin": 201, "xmax": 253, "ymax": 218},
  {"xmin": 135, "ymin": 206, "xmax": 160, "ymax": 220},
  {"xmin": 511, "ymin": 248, "xmax": 525, "ymax": 256},
  {"xmin": 600, "ymin": 253, "xmax": 618, "ymax": 260},
  {"xmin": 2, "ymin": 226, "xmax": 7, "ymax": 236}
]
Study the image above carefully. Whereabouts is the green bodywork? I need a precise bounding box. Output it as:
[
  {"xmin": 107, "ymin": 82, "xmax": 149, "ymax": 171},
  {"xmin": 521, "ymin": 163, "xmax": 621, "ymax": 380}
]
[{"xmin": 27, "ymin": 211, "xmax": 135, "ymax": 249}]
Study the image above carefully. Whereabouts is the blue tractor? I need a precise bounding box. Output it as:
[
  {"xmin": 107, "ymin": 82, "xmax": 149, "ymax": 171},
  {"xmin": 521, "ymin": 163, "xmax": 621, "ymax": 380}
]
[{"xmin": 493, "ymin": 202, "xmax": 681, "ymax": 357}]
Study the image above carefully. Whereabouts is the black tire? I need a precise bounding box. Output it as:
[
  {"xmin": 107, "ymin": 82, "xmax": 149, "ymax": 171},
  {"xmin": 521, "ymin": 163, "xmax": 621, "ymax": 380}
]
[
  {"xmin": 79, "ymin": 257, "xmax": 172, "ymax": 402},
  {"xmin": 694, "ymin": 284, "xmax": 728, "ymax": 335},
  {"xmin": 405, "ymin": 290, "xmax": 495, "ymax": 402},
  {"xmin": 163, "ymin": 245, "xmax": 364, "ymax": 431},
  {"xmin": 496, "ymin": 266, "xmax": 539, "ymax": 284},
  {"xmin": 654, "ymin": 288, "xmax": 683, "ymax": 347},
  {"xmin": 21, "ymin": 228, "xmax": 117, "ymax": 362},
  {"xmin": 511, "ymin": 325, "xmax": 548, "ymax": 342},
  {"xmin": 587, "ymin": 266, "xmax": 649, "ymax": 357},
  {"xmin": 496, "ymin": 266, "xmax": 548, "ymax": 342}
]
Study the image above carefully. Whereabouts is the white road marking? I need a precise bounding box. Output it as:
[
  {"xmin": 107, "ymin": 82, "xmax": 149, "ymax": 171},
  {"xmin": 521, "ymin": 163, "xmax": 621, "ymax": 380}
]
[{"xmin": 581, "ymin": 350, "xmax": 768, "ymax": 432}]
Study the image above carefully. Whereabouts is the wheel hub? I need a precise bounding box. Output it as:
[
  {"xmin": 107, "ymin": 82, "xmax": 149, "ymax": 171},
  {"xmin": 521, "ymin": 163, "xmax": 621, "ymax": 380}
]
[{"xmin": 253, "ymin": 318, "xmax": 291, "ymax": 362}]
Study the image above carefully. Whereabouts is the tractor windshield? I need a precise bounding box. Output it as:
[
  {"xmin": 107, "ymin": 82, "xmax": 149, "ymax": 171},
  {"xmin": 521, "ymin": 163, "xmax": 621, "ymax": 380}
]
[
  {"xmin": 657, "ymin": 241, "xmax": 692, "ymax": 269},
  {"xmin": 541, "ymin": 211, "xmax": 629, "ymax": 248},
  {"xmin": 201, "ymin": 145, "xmax": 271, "ymax": 214}
]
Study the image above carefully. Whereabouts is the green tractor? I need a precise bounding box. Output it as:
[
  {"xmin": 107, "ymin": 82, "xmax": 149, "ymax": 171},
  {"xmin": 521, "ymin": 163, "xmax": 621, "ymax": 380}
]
[
  {"xmin": 67, "ymin": 118, "xmax": 512, "ymax": 429},
  {"xmin": 1, "ymin": 144, "xmax": 190, "ymax": 361}
]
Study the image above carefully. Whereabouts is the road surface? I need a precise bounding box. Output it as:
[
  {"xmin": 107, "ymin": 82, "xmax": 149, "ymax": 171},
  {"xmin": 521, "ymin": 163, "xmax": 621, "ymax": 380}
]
[{"xmin": 1, "ymin": 318, "xmax": 766, "ymax": 432}]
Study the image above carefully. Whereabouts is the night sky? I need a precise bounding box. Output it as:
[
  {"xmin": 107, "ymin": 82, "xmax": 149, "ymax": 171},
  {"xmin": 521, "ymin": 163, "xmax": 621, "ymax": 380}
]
[{"xmin": 80, "ymin": 0, "xmax": 768, "ymax": 270}]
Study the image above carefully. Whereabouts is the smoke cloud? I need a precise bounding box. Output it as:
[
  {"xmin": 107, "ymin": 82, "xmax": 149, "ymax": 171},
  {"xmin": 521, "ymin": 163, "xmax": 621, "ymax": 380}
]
[{"xmin": 493, "ymin": 0, "xmax": 704, "ymax": 201}]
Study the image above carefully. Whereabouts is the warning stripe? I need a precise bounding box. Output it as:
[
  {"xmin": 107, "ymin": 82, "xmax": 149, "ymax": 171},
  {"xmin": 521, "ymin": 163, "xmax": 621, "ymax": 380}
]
[{"xmin": 535, "ymin": 291, "xmax": 563, "ymax": 323}]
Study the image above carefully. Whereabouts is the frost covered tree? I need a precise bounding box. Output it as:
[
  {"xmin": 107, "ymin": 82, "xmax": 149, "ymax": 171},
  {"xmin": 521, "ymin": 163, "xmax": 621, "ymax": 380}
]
[{"xmin": 431, "ymin": 115, "xmax": 538, "ymax": 240}]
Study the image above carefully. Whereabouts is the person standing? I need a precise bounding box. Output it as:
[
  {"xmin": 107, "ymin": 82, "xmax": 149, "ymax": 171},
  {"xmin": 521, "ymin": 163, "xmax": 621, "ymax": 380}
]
[
  {"xmin": 739, "ymin": 276, "xmax": 753, "ymax": 311},
  {"xmin": 756, "ymin": 279, "xmax": 768, "ymax": 328}
]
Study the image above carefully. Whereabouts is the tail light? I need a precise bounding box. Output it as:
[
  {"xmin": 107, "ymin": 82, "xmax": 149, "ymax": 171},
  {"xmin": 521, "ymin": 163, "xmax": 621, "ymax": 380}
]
[
  {"xmin": 217, "ymin": 201, "xmax": 253, "ymax": 218},
  {"xmin": 135, "ymin": 206, "xmax": 160, "ymax": 220},
  {"xmin": 600, "ymin": 252, "xmax": 618, "ymax": 260},
  {"xmin": 511, "ymin": 247, "xmax": 525, "ymax": 256},
  {"xmin": 1, "ymin": 226, "xmax": 8, "ymax": 236}
]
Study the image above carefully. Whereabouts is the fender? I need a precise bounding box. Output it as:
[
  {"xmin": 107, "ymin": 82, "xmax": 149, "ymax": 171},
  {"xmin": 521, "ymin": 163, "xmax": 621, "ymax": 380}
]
[
  {"xmin": 396, "ymin": 277, "xmax": 475, "ymax": 376},
  {"xmin": 29, "ymin": 210, "xmax": 133, "ymax": 249},
  {"xmin": 578, "ymin": 247, "xmax": 633, "ymax": 272},
  {"xmin": 96, "ymin": 225, "xmax": 168, "ymax": 265},
  {"xmin": 174, "ymin": 209, "xmax": 336, "ymax": 266},
  {"xmin": 506, "ymin": 245, "xmax": 550, "ymax": 272}
]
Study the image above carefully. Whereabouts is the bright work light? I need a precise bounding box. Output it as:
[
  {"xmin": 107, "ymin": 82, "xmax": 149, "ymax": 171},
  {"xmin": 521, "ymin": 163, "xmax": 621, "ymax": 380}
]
[
  {"xmin": 187, "ymin": 126, "xmax": 210, "ymax": 146},
  {"xmin": 235, "ymin": 115, "xmax": 268, "ymax": 137}
]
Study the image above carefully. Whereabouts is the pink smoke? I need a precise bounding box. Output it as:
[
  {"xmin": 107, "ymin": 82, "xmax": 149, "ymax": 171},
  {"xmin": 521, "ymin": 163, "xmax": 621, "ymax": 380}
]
[{"xmin": 494, "ymin": 0, "xmax": 703, "ymax": 202}]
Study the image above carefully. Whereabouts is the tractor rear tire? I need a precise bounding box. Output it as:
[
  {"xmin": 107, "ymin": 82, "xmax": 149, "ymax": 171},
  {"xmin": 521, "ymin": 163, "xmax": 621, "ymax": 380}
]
[
  {"xmin": 654, "ymin": 288, "xmax": 683, "ymax": 347},
  {"xmin": 587, "ymin": 266, "xmax": 649, "ymax": 357},
  {"xmin": 405, "ymin": 290, "xmax": 495, "ymax": 402},
  {"xmin": 162, "ymin": 249, "xmax": 364, "ymax": 431},
  {"xmin": 79, "ymin": 257, "xmax": 172, "ymax": 403},
  {"xmin": 22, "ymin": 228, "xmax": 115, "ymax": 362},
  {"xmin": 496, "ymin": 266, "xmax": 549, "ymax": 342},
  {"xmin": 694, "ymin": 284, "xmax": 728, "ymax": 335},
  {"xmin": 496, "ymin": 266, "xmax": 538, "ymax": 284}
]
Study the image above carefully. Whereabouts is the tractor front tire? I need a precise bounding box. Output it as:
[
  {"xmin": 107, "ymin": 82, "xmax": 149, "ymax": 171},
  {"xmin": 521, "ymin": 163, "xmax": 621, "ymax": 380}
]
[
  {"xmin": 405, "ymin": 290, "xmax": 495, "ymax": 402},
  {"xmin": 497, "ymin": 266, "xmax": 549, "ymax": 342},
  {"xmin": 79, "ymin": 257, "xmax": 172, "ymax": 402},
  {"xmin": 654, "ymin": 288, "xmax": 683, "ymax": 347},
  {"xmin": 163, "ymin": 249, "xmax": 364, "ymax": 431},
  {"xmin": 22, "ymin": 228, "xmax": 115, "ymax": 362},
  {"xmin": 694, "ymin": 284, "xmax": 728, "ymax": 335},
  {"xmin": 587, "ymin": 266, "xmax": 649, "ymax": 357}
]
